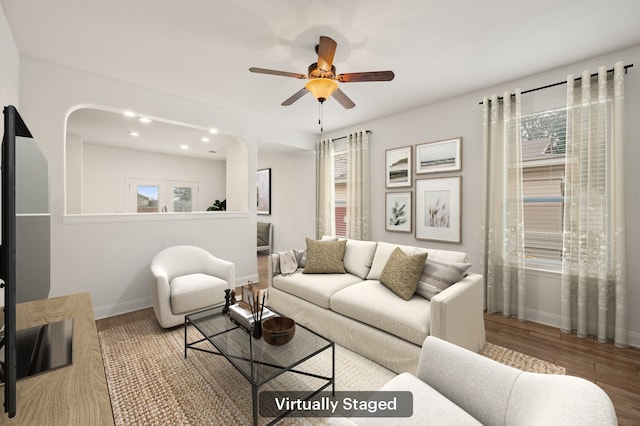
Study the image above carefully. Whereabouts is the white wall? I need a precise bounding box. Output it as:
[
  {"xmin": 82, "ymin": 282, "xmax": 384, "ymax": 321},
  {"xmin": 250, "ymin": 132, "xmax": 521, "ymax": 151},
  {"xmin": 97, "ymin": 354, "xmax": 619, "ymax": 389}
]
[
  {"xmin": 78, "ymin": 143, "xmax": 225, "ymax": 214},
  {"xmin": 322, "ymin": 44, "xmax": 640, "ymax": 347},
  {"xmin": 17, "ymin": 56, "xmax": 315, "ymax": 318},
  {"xmin": 257, "ymin": 148, "xmax": 316, "ymax": 252},
  {"xmin": 0, "ymin": 7, "xmax": 18, "ymax": 107}
]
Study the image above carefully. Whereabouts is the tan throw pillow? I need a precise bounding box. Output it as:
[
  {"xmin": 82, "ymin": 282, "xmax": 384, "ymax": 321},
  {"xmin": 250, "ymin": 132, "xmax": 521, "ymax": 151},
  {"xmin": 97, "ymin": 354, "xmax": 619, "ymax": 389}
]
[
  {"xmin": 380, "ymin": 247, "xmax": 428, "ymax": 300},
  {"xmin": 302, "ymin": 238, "xmax": 347, "ymax": 274}
]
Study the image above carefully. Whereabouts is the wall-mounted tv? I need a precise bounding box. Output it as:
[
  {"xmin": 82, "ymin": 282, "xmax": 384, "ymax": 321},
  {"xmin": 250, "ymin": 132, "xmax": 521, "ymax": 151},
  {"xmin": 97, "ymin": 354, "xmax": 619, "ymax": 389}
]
[{"xmin": 1, "ymin": 105, "xmax": 33, "ymax": 418}]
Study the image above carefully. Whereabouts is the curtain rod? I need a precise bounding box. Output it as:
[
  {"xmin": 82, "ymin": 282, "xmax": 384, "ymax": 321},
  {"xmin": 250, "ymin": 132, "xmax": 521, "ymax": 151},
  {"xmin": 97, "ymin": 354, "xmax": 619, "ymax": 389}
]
[
  {"xmin": 478, "ymin": 63, "xmax": 633, "ymax": 105},
  {"xmin": 331, "ymin": 130, "xmax": 372, "ymax": 142}
]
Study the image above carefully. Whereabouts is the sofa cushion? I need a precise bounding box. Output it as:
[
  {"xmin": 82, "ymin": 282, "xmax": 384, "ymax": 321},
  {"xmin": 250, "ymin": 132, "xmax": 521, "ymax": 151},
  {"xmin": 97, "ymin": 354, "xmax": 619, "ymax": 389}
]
[
  {"xmin": 303, "ymin": 238, "xmax": 347, "ymax": 274},
  {"xmin": 367, "ymin": 242, "xmax": 428, "ymax": 280},
  {"xmin": 415, "ymin": 257, "xmax": 472, "ymax": 300},
  {"xmin": 424, "ymin": 248, "xmax": 470, "ymax": 263},
  {"xmin": 343, "ymin": 239, "xmax": 378, "ymax": 279},
  {"xmin": 380, "ymin": 247, "xmax": 428, "ymax": 300},
  {"xmin": 330, "ymin": 281, "xmax": 431, "ymax": 345},
  {"xmin": 295, "ymin": 249, "xmax": 306, "ymax": 268},
  {"xmin": 353, "ymin": 373, "xmax": 481, "ymax": 425},
  {"xmin": 273, "ymin": 272, "xmax": 362, "ymax": 309},
  {"xmin": 170, "ymin": 273, "xmax": 227, "ymax": 314}
]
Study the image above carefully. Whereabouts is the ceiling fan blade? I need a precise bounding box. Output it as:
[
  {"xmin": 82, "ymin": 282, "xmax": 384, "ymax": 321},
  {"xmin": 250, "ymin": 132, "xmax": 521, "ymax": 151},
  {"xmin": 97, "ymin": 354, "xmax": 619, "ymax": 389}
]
[
  {"xmin": 332, "ymin": 88, "xmax": 355, "ymax": 109},
  {"xmin": 338, "ymin": 71, "xmax": 395, "ymax": 82},
  {"xmin": 249, "ymin": 67, "xmax": 306, "ymax": 79},
  {"xmin": 317, "ymin": 36, "xmax": 337, "ymax": 72},
  {"xmin": 281, "ymin": 88, "xmax": 309, "ymax": 106}
]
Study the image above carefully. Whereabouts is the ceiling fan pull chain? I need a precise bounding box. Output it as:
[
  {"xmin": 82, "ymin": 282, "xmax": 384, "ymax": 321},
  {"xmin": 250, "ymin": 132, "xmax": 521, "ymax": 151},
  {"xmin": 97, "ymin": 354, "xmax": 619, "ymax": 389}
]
[{"xmin": 319, "ymin": 102, "xmax": 323, "ymax": 133}]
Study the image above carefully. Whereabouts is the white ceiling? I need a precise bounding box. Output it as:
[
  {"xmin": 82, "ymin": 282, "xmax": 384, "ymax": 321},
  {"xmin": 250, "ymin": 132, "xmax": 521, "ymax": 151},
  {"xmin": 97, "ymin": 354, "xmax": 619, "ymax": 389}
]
[
  {"xmin": 66, "ymin": 107, "xmax": 231, "ymax": 161},
  {"xmin": 4, "ymin": 0, "xmax": 640, "ymax": 139}
]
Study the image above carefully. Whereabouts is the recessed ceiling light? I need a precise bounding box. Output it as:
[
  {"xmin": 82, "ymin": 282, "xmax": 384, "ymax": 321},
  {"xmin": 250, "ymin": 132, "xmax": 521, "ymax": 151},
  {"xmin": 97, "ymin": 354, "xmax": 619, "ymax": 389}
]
[
  {"xmin": 139, "ymin": 117, "xmax": 152, "ymax": 124},
  {"xmin": 124, "ymin": 111, "xmax": 136, "ymax": 118},
  {"xmin": 209, "ymin": 128, "xmax": 218, "ymax": 134},
  {"xmin": 201, "ymin": 137, "xmax": 209, "ymax": 142},
  {"xmin": 180, "ymin": 144, "xmax": 189, "ymax": 150},
  {"xmin": 129, "ymin": 131, "xmax": 140, "ymax": 137}
]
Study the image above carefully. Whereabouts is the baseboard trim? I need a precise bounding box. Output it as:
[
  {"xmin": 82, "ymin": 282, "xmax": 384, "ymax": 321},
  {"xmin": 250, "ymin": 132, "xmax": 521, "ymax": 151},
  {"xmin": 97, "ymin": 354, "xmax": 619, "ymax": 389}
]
[
  {"xmin": 525, "ymin": 308, "xmax": 640, "ymax": 349},
  {"xmin": 94, "ymin": 296, "xmax": 152, "ymax": 320},
  {"xmin": 93, "ymin": 275, "xmax": 260, "ymax": 320}
]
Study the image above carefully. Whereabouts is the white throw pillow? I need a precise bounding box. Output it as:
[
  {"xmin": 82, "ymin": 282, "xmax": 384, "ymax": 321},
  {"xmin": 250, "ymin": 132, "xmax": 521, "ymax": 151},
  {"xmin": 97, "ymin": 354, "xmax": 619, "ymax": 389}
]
[
  {"xmin": 415, "ymin": 257, "xmax": 472, "ymax": 300},
  {"xmin": 343, "ymin": 240, "xmax": 378, "ymax": 279}
]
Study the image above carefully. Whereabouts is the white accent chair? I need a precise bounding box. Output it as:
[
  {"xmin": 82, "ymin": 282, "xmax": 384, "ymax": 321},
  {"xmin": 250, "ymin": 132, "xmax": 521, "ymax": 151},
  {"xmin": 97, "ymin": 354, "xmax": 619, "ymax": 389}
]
[{"xmin": 150, "ymin": 245, "xmax": 235, "ymax": 328}]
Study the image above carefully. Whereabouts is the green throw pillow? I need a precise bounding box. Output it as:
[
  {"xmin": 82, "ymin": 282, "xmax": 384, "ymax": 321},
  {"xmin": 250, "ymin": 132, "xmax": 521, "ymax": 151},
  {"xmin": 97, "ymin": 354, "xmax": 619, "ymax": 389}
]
[
  {"xmin": 380, "ymin": 247, "xmax": 428, "ymax": 300},
  {"xmin": 302, "ymin": 238, "xmax": 347, "ymax": 274}
]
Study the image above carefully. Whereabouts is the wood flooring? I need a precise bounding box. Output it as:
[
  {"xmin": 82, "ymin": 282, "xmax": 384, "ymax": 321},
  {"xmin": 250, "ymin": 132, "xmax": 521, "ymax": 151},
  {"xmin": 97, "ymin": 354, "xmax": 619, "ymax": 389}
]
[
  {"xmin": 98, "ymin": 254, "xmax": 640, "ymax": 425},
  {"xmin": 485, "ymin": 313, "xmax": 640, "ymax": 425}
]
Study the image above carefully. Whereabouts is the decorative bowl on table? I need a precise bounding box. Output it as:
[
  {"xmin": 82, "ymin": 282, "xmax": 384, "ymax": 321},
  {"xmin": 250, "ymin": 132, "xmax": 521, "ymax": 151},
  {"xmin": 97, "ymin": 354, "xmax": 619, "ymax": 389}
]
[{"xmin": 262, "ymin": 317, "xmax": 296, "ymax": 346}]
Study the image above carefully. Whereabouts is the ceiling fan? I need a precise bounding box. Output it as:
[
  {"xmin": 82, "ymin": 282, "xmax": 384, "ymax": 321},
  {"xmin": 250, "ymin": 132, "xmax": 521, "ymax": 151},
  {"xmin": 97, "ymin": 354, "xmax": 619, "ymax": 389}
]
[{"xmin": 249, "ymin": 36, "xmax": 395, "ymax": 109}]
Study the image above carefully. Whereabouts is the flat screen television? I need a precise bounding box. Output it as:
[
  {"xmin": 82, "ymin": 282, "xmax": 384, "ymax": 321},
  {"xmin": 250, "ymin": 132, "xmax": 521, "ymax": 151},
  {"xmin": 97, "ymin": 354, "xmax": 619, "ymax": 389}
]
[{"xmin": 1, "ymin": 105, "xmax": 33, "ymax": 418}]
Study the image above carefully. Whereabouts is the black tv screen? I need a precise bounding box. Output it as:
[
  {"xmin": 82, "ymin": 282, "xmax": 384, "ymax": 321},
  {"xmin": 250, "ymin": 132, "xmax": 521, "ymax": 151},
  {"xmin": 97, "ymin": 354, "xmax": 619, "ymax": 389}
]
[{"xmin": 1, "ymin": 105, "xmax": 33, "ymax": 418}]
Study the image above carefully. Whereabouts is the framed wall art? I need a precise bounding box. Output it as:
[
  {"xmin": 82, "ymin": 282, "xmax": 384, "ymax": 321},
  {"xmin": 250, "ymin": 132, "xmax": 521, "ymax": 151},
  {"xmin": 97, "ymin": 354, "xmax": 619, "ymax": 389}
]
[
  {"xmin": 256, "ymin": 168, "xmax": 271, "ymax": 215},
  {"xmin": 415, "ymin": 176, "xmax": 461, "ymax": 243},
  {"xmin": 415, "ymin": 137, "xmax": 461, "ymax": 174},
  {"xmin": 385, "ymin": 192, "xmax": 412, "ymax": 233},
  {"xmin": 385, "ymin": 146, "xmax": 412, "ymax": 188}
]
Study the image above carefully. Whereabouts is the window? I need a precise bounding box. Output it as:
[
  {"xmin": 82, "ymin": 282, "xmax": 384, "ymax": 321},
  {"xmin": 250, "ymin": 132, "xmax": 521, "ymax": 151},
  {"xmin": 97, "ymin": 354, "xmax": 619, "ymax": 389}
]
[
  {"xmin": 129, "ymin": 179, "xmax": 198, "ymax": 213},
  {"xmin": 136, "ymin": 185, "xmax": 160, "ymax": 213},
  {"xmin": 172, "ymin": 186, "xmax": 193, "ymax": 212},
  {"xmin": 520, "ymin": 108, "xmax": 566, "ymax": 270},
  {"xmin": 333, "ymin": 145, "xmax": 348, "ymax": 237}
]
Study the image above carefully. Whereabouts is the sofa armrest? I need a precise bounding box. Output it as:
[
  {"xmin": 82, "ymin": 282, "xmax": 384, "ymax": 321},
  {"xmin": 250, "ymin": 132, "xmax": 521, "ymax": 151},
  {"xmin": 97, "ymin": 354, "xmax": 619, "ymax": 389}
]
[
  {"xmin": 415, "ymin": 336, "xmax": 521, "ymax": 425},
  {"xmin": 267, "ymin": 253, "xmax": 281, "ymax": 289},
  {"xmin": 429, "ymin": 272, "xmax": 486, "ymax": 352},
  {"xmin": 507, "ymin": 373, "xmax": 617, "ymax": 425}
]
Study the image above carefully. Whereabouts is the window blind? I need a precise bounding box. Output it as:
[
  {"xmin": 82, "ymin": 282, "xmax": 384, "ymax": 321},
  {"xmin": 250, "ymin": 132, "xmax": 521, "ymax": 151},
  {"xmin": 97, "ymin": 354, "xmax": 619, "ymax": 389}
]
[{"xmin": 519, "ymin": 108, "xmax": 567, "ymax": 270}]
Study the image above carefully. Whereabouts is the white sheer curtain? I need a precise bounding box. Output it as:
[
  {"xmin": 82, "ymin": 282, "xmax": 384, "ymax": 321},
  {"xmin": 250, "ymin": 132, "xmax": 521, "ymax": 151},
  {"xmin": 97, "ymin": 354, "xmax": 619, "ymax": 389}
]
[
  {"xmin": 480, "ymin": 90, "xmax": 527, "ymax": 320},
  {"xmin": 345, "ymin": 130, "xmax": 370, "ymax": 240},
  {"xmin": 561, "ymin": 62, "xmax": 628, "ymax": 347},
  {"xmin": 316, "ymin": 138, "xmax": 335, "ymax": 238}
]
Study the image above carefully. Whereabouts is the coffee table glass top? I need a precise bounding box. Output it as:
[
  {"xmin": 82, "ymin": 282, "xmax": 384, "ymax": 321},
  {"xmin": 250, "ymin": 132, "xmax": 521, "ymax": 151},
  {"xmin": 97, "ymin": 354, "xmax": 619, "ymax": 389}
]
[{"xmin": 186, "ymin": 305, "xmax": 333, "ymax": 384}]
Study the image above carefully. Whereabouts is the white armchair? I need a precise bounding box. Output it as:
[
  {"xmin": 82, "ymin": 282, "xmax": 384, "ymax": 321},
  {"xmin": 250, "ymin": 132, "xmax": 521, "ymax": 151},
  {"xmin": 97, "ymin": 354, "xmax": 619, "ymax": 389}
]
[{"xmin": 150, "ymin": 245, "xmax": 235, "ymax": 328}]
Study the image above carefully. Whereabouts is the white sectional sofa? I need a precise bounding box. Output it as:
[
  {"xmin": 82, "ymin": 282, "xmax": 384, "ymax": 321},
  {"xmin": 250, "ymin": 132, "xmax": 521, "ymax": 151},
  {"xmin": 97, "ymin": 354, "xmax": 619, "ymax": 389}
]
[
  {"xmin": 339, "ymin": 336, "xmax": 617, "ymax": 425},
  {"xmin": 267, "ymin": 238, "xmax": 486, "ymax": 374}
]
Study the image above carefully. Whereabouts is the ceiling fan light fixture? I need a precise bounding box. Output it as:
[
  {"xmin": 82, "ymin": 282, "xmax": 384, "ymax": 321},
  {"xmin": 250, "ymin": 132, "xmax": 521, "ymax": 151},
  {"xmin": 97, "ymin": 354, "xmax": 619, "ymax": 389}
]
[{"xmin": 305, "ymin": 78, "xmax": 338, "ymax": 103}]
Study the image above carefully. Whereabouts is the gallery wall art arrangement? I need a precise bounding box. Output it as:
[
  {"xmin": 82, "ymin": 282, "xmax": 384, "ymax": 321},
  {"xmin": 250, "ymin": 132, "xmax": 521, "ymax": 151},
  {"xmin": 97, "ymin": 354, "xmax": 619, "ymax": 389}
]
[{"xmin": 385, "ymin": 137, "xmax": 462, "ymax": 243}]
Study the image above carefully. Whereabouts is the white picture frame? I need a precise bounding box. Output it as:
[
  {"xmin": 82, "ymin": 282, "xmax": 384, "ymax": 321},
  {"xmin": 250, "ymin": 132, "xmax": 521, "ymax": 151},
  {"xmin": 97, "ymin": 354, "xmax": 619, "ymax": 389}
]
[
  {"xmin": 385, "ymin": 146, "xmax": 412, "ymax": 188},
  {"xmin": 415, "ymin": 176, "xmax": 461, "ymax": 243},
  {"xmin": 385, "ymin": 192, "xmax": 412, "ymax": 233},
  {"xmin": 415, "ymin": 137, "xmax": 462, "ymax": 174}
]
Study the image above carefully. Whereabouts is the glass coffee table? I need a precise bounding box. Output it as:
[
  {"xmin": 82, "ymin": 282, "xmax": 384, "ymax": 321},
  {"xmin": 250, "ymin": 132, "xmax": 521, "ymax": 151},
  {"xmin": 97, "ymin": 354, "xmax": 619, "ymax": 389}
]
[{"xmin": 185, "ymin": 305, "xmax": 335, "ymax": 426}]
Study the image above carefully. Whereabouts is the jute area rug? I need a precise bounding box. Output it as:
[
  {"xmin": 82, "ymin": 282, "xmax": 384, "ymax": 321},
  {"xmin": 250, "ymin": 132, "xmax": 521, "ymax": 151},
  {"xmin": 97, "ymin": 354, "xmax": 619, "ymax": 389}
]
[{"xmin": 99, "ymin": 317, "xmax": 564, "ymax": 426}]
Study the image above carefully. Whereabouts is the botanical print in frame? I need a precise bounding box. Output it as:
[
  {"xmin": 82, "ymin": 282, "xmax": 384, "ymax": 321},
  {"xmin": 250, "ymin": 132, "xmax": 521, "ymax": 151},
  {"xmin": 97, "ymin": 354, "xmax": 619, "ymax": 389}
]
[
  {"xmin": 256, "ymin": 168, "xmax": 271, "ymax": 215},
  {"xmin": 415, "ymin": 137, "xmax": 462, "ymax": 174},
  {"xmin": 386, "ymin": 192, "xmax": 412, "ymax": 233},
  {"xmin": 385, "ymin": 146, "xmax": 412, "ymax": 188},
  {"xmin": 415, "ymin": 176, "xmax": 461, "ymax": 243}
]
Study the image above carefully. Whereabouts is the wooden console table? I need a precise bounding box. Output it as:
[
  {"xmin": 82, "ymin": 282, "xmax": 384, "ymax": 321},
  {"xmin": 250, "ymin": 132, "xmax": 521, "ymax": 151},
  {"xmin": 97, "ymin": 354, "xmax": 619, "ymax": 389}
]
[{"xmin": 1, "ymin": 292, "xmax": 113, "ymax": 425}]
